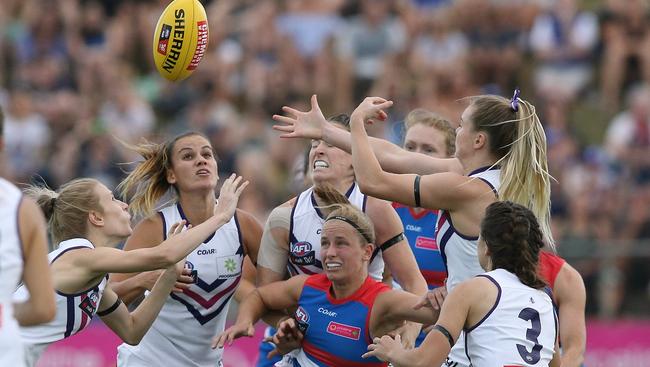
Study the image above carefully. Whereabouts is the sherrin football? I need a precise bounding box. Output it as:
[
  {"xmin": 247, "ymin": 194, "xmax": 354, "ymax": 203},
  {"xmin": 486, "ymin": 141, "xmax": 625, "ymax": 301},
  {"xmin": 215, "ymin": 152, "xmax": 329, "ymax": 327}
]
[{"xmin": 153, "ymin": 0, "xmax": 209, "ymax": 82}]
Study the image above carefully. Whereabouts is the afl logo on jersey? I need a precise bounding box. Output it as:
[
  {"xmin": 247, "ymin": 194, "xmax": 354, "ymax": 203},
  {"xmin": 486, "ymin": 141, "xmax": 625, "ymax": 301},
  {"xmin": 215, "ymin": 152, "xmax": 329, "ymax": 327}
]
[
  {"xmin": 290, "ymin": 241, "xmax": 315, "ymax": 265},
  {"xmin": 294, "ymin": 306, "xmax": 310, "ymax": 333}
]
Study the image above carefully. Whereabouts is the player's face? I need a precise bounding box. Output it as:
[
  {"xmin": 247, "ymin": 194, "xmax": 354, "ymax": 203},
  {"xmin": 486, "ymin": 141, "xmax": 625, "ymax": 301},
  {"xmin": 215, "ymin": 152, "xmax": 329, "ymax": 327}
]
[
  {"xmin": 309, "ymin": 134, "xmax": 354, "ymax": 186},
  {"xmin": 454, "ymin": 105, "xmax": 477, "ymax": 162},
  {"xmin": 321, "ymin": 220, "xmax": 372, "ymax": 283},
  {"xmin": 167, "ymin": 135, "xmax": 219, "ymax": 193},
  {"xmin": 404, "ymin": 124, "xmax": 449, "ymax": 158},
  {"xmin": 93, "ymin": 183, "xmax": 132, "ymax": 240}
]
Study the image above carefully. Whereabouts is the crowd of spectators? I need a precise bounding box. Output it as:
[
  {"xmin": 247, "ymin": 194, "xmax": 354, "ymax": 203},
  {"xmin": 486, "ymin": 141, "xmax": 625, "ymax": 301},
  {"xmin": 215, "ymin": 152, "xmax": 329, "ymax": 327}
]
[{"xmin": 0, "ymin": 0, "xmax": 648, "ymax": 317}]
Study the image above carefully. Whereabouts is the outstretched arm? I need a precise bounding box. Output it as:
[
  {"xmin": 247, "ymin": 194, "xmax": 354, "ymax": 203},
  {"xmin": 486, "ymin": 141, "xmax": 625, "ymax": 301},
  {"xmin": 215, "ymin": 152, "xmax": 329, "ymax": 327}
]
[
  {"xmin": 348, "ymin": 98, "xmax": 484, "ymax": 213},
  {"xmin": 272, "ymin": 95, "xmax": 462, "ymax": 175},
  {"xmin": 364, "ymin": 281, "xmax": 473, "ymax": 367},
  {"xmin": 212, "ymin": 275, "xmax": 308, "ymax": 348},
  {"xmin": 99, "ymin": 263, "xmax": 180, "ymax": 345},
  {"xmin": 87, "ymin": 174, "xmax": 248, "ymax": 275}
]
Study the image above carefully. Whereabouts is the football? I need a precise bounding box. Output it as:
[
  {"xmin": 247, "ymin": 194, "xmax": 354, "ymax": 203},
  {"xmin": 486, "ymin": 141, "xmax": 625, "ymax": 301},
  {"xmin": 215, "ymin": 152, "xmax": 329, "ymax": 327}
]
[{"xmin": 152, "ymin": 0, "xmax": 209, "ymax": 82}]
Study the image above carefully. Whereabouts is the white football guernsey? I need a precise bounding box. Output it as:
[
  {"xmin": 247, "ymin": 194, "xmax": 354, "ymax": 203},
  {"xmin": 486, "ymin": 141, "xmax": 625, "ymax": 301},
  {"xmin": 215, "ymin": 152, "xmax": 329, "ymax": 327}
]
[
  {"xmin": 465, "ymin": 269, "xmax": 557, "ymax": 367},
  {"xmin": 436, "ymin": 166, "xmax": 500, "ymax": 367},
  {"xmin": 0, "ymin": 178, "xmax": 26, "ymax": 367},
  {"xmin": 17, "ymin": 238, "xmax": 108, "ymax": 361},
  {"xmin": 288, "ymin": 183, "xmax": 384, "ymax": 281},
  {"xmin": 117, "ymin": 203, "xmax": 243, "ymax": 367}
]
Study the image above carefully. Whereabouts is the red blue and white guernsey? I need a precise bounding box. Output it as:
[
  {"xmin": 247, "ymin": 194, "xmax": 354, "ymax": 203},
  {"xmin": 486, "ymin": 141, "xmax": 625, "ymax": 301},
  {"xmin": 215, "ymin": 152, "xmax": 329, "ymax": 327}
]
[
  {"xmin": 292, "ymin": 274, "xmax": 389, "ymax": 367},
  {"xmin": 17, "ymin": 238, "xmax": 107, "ymax": 345},
  {"xmin": 392, "ymin": 203, "xmax": 446, "ymax": 289},
  {"xmin": 435, "ymin": 165, "xmax": 500, "ymax": 367},
  {"xmin": 289, "ymin": 183, "xmax": 385, "ymax": 281},
  {"xmin": 117, "ymin": 203, "xmax": 243, "ymax": 367}
]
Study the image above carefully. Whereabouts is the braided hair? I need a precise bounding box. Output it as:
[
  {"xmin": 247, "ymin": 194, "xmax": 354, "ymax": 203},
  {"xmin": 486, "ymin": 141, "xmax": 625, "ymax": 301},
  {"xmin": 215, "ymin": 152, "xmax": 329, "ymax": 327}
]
[{"xmin": 481, "ymin": 201, "xmax": 546, "ymax": 289}]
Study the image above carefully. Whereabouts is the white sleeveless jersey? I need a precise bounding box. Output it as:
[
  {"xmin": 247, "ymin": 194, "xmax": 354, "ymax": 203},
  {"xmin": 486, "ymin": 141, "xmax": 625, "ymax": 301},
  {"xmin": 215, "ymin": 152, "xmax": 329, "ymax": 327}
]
[
  {"xmin": 464, "ymin": 269, "xmax": 557, "ymax": 367},
  {"xmin": 0, "ymin": 179, "xmax": 25, "ymax": 367},
  {"xmin": 289, "ymin": 183, "xmax": 384, "ymax": 281},
  {"xmin": 118, "ymin": 203, "xmax": 243, "ymax": 367},
  {"xmin": 436, "ymin": 166, "xmax": 500, "ymax": 292},
  {"xmin": 17, "ymin": 238, "xmax": 108, "ymax": 345},
  {"xmin": 436, "ymin": 166, "xmax": 500, "ymax": 367}
]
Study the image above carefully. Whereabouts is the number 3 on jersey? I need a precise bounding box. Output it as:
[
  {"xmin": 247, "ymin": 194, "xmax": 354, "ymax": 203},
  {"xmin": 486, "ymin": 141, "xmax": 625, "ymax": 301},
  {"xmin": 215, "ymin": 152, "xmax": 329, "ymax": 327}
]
[{"xmin": 515, "ymin": 307, "xmax": 543, "ymax": 364}]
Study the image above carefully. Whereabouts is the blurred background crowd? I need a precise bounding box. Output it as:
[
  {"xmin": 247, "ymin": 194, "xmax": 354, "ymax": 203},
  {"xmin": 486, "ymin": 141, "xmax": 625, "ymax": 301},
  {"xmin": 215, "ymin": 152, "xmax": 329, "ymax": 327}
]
[{"xmin": 0, "ymin": 0, "xmax": 648, "ymax": 319}]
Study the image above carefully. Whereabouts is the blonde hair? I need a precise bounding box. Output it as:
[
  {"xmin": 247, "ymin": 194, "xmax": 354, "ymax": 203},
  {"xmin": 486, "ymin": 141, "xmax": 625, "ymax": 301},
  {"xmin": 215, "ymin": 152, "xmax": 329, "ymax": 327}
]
[
  {"xmin": 469, "ymin": 95, "xmax": 554, "ymax": 249},
  {"xmin": 25, "ymin": 179, "xmax": 102, "ymax": 245},
  {"xmin": 118, "ymin": 131, "xmax": 205, "ymax": 217},
  {"xmin": 314, "ymin": 185, "xmax": 375, "ymax": 245},
  {"xmin": 404, "ymin": 108, "xmax": 456, "ymax": 156}
]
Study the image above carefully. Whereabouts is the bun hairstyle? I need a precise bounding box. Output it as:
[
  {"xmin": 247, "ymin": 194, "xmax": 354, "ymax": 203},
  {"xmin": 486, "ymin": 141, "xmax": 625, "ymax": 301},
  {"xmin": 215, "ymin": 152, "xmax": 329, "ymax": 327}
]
[
  {"xmin": 25, "ymin": 178, "xmax": 102, "ymax": 245},
  {"xmin": 480, "ymin": 201, "xmax": 546, "ymax": 289},
  {"xmin": 314, "ymin": 185, "xmax": 375, "ymax": 245}
]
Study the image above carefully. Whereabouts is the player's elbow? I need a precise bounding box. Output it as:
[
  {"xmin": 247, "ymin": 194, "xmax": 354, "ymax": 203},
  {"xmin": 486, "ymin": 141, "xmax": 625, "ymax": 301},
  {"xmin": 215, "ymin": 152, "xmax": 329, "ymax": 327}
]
[
  {"xmin": 122, "ymin": 330, "xmax": 145, "ymax": 346},
  {"xmin": 356, "ymin": 177, "xmax": 383, "ymax": 198},
  {"xmin": 122, "ymin": 336, "xmax": 141, "ymax": 346},
  {"xmin": 35, "ymin": 301, "xmax": 56, "ymax": 324},
  {"xmin": 153, "ymin": 250, "xmax": 177, "ymax": 268}
]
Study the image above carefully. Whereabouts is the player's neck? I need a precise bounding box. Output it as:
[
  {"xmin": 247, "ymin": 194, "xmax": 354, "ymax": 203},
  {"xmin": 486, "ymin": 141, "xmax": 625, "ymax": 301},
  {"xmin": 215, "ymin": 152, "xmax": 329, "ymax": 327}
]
[
  {"xmin": 462, "ymin": 154, "xmax": 498, "ymax": 176},
  {"xmin": 177, "ymin": 192, "xmax": 217, "ymax": 225},
  {"xmin": 330, "ymin": 273, "xmax": 366, "ymax": 299},
  {"xmin": 312, "ymin": 179, "xmax": 355, "ymax": 207}
]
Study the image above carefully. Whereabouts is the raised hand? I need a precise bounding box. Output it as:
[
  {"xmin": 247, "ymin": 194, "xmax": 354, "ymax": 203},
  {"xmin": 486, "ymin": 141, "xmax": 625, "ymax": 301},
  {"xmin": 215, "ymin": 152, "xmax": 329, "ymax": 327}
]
[
  {"xmin": 362, "ymin": 334, "xmax": 402, "ymax": 361},
  {"xmin": 350, "ymin": 97, "xmax": 393, "ymax": 127},
  {"xmin": 215, "ymin": 174, "xmax": 249, "ymax": 221},
  {"xmin": 413, "ymin": 286, "xmax": 448, "ymax": 311},
  {"xmin": 272, "ymin": 95, "xmax": 328, "ymax": 140},
  {"xmin": 265, "ymin": 318, "xmax": 303, "ymax": 358},
  {"xmin": 211, "ymin": 322, "xmax": 255, "ymax": 349}
]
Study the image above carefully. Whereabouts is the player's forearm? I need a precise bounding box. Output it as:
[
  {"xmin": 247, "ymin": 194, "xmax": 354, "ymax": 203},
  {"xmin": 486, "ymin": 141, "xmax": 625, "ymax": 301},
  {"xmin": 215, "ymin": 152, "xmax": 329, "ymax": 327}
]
[
  {"xmin": 120, "ymin": 269, "xmax": 177, "ymax": 345},
  {"xmin": 560, "ymin": 347, "xmax": 585, "ymax": 367},
  {"xmin": 235, "ymin": 289, "xmax": 267, "ymax": 326},
  {"xmin": 13, "ymin": 299, "xmax": 56, "ymax": 326},
  {"xmin": 322, "ymin": 122, "xmax": 405, "ymax": 174},
  {"xmin": 389, "ymin": 347, "xmax": 435, "ymax": 367},
  {"xmin": 111, "ymin": 272, "xmax": 154, "ymax": 305}
]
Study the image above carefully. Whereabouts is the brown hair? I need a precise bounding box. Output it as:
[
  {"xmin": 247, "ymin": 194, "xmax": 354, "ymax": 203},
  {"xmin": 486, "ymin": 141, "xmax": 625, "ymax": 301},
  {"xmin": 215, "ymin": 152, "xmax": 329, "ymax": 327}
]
[
  {"xmin": 314, "ymin": 185, "xmax": 375, "ymax": 245},
  {"xmin": 403, "ymin": 108, "xmax": 456, "ymax": 156},
  {"xmin": 25, "ymin": 179, "xmax": 102, "ymax": 245},
  {"xmin": 117, "ymin": 131, "xmax": 207, "ymax": 217},
  {"xmin": 468, "ymin": 95, "xmax": 553, "ymax": 248},
  {"xmin": 481, "ymin": 201, "xmax": 546, "ymax": 289},
  {"xmin": 327, "ymin": 113, "xmax": 350, "ymax": 129}
]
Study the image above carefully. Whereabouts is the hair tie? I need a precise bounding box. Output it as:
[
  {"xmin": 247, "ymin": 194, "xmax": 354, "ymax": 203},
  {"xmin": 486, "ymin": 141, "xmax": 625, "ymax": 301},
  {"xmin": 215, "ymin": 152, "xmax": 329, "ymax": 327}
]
[
  {"xmin": 50, "ymin": 197, "xmax": 57, "ymax": 207},
  {"xmin": 510, "ymin": 88, "xmax": 520, "ymax": 112}
]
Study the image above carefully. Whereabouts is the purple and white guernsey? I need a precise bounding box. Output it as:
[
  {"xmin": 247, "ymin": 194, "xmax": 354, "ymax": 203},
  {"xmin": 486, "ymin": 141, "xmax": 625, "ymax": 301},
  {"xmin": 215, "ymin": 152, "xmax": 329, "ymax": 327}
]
[{"xmin": 117, "ymin": 203, "xmax": 243, "ymax": 367}]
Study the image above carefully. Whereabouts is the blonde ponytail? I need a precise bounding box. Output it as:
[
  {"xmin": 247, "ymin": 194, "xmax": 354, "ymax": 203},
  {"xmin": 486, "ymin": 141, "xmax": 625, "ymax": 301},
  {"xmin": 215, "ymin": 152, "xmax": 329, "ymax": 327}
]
[{"xmin": 469, "ymin": 95, "xmax": 554, "ymax": 249}]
